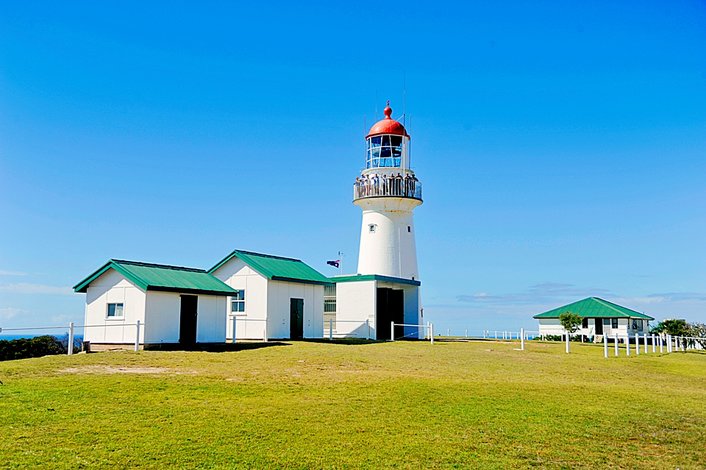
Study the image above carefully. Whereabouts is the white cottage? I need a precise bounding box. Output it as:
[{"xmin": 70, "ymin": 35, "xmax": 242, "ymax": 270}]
[
  {"xmin": 209, "ymin": 250, "xmax": 329, "ymax": 340},
  {"xmin": 73, "ymin": 259, "xmax": 236, "ymax": 349},
  {"xmin": 534, "ymin": 297, "xmax": 654, "ymax": 340}
]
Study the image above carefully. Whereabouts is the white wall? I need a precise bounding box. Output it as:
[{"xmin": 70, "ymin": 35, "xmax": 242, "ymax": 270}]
[
  {"xmin": 335, "ymin": 280, "xmax": 377, "ymax": 339},
  {"xmin": 266, "ymin": 281, "xmax": 324, "ymax": 339},
  {"xmin": 403, "ymin": 285, "xmax": 421, "ymax": 339},
  {"xmin": 84, "ymin": 269, "xmax": 146, "ymax": 344},
  {"xmin": 212, "ymin": 257, "xmax": 269, "ymax": 340},
  {"xmin": 354, "ymin": 197, "xmax": 421, "ymax": 280},
  {"xmin": 539, "ymin": 318, "xmax": 650, "ymax": 338}
]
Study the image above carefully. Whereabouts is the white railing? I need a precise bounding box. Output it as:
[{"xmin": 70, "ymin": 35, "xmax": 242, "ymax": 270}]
[
  {"xmin": 229, "ymin": 317, "xmax": 268, "ymax": 342},
  {"xmin": 353, "ymin": 176, "xmax": 422, "ymax": 201},
  {"xmin": 0, "ymin": 321, "xmax": 143, "ymax": 354}
]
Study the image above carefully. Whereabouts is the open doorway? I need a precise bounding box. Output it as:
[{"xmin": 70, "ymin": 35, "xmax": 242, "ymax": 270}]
[{"xmin": 376, "ymin": 288, "xmax": 404, "ymax": 340}]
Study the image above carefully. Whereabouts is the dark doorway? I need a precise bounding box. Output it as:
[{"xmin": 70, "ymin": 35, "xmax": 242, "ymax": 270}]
[
  {"xmin": 179, "ymin": 295, "xmax": 198, "ymax": 345},
  {"xmin": 595, "ymin": 318, "xmax": 603, "ymax": 335},
  {"xmin": 376, "ymin": 288, "xmax": 404, "ymax": 340},
  {"xmin": 290, "ymin": 298, "xmax": 304, "ymax": 339}
]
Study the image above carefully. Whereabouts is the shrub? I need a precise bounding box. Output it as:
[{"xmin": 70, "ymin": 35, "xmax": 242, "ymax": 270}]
[{"xmin": 0, "ymin": 335, "xmax": 67, "ymax": 362}]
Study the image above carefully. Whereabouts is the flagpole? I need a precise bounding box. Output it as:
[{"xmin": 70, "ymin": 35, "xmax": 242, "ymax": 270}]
[{"xmin": 338, "ymin": 251, "xmax": 344, "ymax": 275}]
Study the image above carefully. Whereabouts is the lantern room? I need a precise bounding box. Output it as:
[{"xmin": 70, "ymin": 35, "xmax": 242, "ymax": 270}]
[{"xmin": 365, "ymin": 102, "xmax": 411, "ymax": 170}]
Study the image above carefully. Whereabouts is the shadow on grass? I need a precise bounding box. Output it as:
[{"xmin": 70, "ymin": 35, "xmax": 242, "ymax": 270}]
[
  {"xmin": 299, "ymin": 338, "xmax": 384, "ymax": 346},
  {"xmin": 144, "ymin": 342, "xmax": 290, "ymax": 352}
]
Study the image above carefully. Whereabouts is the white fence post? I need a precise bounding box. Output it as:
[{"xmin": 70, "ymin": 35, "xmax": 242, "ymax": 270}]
[
  {"xmin": 366, "ymin": 319, "xmax": 370, "ymax": 340},
  {"xmin": 626, "ymin": 336, "xmax": 630, "ymax": 356},
  {"xmin": 390, "ymin": 321, "xmax": 395, "ymax": 341},
  {"xmin": 232, "ymin": 316, "xmax": 237, "ymax": 343},
  {"xmin": 329, "ymin": 318, "xmax": 333, "ymax": 341},
  {"xmin": 465, "ymin": 328, "xmax": 468, "ymax": 339},
  {"xmin": 134, "ymin": 320, "xmax": 141, "ymax": 352},
  {"xmin": 520, "ymin": 328, "xmax": 525, "ymax": 351},
  {"xmin": 430, "ymin": 323, "xmax": 434, "ymax": 344},
  {"xmin": 635, "ymin": 334, "xmax": 640, "ymax": 355},
  {"xmin": 263, "ymin": 324, "xmax": 268, "ymax": 343},
  {"xmin": 68, "ymin": 322, "xmax": 74, "ymax": 356},
  {"xmin": 659, "ymin": 335, "xmax": 663, "ymax": 353},
  {"xmin": 565, "ymin": 332, "xmax": 570, "ymax": 354},
  {"xmin": 644, "ymin": 334, "xmax": 648, "ymax": 354},
  {"xmin": 603, "ymin": 333, "xmax": 608, "ymax": 358},
  {"xmin": 614, "ymin": 333, "xmax": 619, "ymax": 356}
]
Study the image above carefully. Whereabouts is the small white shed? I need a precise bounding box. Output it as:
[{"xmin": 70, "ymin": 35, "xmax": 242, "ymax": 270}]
[
  {"xmin": 74, "ymin": 259, "xmax": 236, "ymax": 349},
  {"xmin": 331, "ymin": 274, "xmax": 422, "ymax": 340},
  {"xmin": 209, "ymin": 250, "xmax": 329, "ymax": 340}
]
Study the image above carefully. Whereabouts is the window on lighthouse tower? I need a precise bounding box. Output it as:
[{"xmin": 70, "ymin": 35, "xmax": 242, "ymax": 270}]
[{"xmin": 367, "ymin": 135, "xmax": 403, "ymax": 169}]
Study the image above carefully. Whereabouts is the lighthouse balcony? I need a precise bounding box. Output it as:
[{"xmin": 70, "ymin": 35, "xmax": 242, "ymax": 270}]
[{"xmin": 353, "ymin": 177, "xmax": 422, "ymax": 201}]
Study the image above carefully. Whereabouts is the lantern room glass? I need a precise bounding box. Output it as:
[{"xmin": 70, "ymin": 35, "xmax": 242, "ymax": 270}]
[{"xmin": 366, "ymin": 135, "xmax": 403, "ymax": 169}]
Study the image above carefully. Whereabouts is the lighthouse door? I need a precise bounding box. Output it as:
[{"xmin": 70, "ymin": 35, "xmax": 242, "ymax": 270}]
[{"xmin": 376, "ymin": 288, "xmax": 404, "ymax": 340}]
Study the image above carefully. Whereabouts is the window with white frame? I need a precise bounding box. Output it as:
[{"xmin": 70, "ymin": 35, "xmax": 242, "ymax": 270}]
[
  {"xmin": 611, "ymin": 318, "xmax": 618, "ymax": 328},
  {"xmin": 107, "ymin": 303, "xmax": 124, "ymax": 318},
  {"xmin": 231, "ymin": 290, "xmax": 245, "ymax": 313}
]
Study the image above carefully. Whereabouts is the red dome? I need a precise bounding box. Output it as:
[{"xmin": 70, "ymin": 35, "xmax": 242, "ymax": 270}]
[{"xmin": 366, "ymin": 102, "xmax": 409, "ymax": 139}]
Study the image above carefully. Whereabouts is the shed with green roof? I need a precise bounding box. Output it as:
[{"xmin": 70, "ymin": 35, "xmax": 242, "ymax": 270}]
[
  {"xmin": 534, "ymin": 297, "xmax": 654, "ymax": 338},
  {"xmin": 74, "ymin": 259, "xmax": 236, "ymax": 349},
  {"xmin": 209, "ymin": 250, "xmax": 329, "ymax": 340}
]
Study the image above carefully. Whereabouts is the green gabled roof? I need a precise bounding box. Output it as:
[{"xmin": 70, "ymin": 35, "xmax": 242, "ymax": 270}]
[
  {"xmin": 74, "ymin": 260, "xmax": 237, "ymax": 296},
  {"xmin": 533, "ymin": 297, "xmax": 654, "ymax": 320},
  {"xmin": 330, "ymin": 274, "xmax": 421, "ymax": 286},
  {"xmin": 209, "ymin": 250, "xmax": 331, "ymax": 285}
]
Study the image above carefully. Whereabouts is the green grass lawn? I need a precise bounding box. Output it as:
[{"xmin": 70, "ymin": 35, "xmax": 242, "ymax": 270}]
[{"xmin": 1, "ymin": 340, "xmax": 704, "ymax": 468}]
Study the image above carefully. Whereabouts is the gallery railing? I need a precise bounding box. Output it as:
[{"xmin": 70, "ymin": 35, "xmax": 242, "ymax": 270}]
[{"xmin": 353, "ymin": 177, "xmax": 422, "ymax": 201}]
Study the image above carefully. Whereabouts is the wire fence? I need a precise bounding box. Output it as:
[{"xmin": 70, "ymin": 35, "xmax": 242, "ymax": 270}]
[
  {"xmin": 0, "ymin": 321, "xmax": 143, "ymax": 354},
  {"xmin": 3, "ymin": 320, "xmax": 704, "ymax": 357}
]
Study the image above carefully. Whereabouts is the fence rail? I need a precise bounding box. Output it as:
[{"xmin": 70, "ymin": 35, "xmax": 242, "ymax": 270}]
[{"xmin": 3, "ymin": 320, "xmax": 704, "ymax": 358}]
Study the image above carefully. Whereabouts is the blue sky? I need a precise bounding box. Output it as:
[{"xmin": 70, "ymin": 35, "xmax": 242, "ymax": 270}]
[{"xmin": 1, "ymin": 1, "xmax": 705, "ymax": 334}]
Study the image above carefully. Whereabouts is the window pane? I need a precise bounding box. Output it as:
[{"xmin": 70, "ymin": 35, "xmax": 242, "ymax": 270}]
[
  {"xmin": 115, "ymin": 304, "xmax": 123, "ymax": 317},
  {"xmin": 371, "ymin": 136, "xmax": 382, "ymax": 146},
  {"xmin": 390, "ymin": 135, "xmax": 402, "ymax": 147},
  {"xmin": 381, "ymin": 135, "xmax": 391, "ymax": 146},
  {"xmin": 107, "ymin": 304, "xmax": 115, "ymax": 317}
]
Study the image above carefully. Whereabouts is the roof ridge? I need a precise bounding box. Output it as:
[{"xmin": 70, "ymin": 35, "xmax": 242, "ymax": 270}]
[
  {"xmin": 111, "ymin": 259, "xmax": 206, "ymax": 273},
  {"xmin": 234, "ymin": 250, "xmax": 302, "ymax": 262},
  {"xmin": 592, "ymin": 297, "xmax": 641, "ymax": 316}
]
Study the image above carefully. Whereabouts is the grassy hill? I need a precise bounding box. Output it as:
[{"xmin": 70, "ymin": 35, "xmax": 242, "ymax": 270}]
[{"xmin": 0, "ymin": 340, "xmax": 704, "ymax": 468}]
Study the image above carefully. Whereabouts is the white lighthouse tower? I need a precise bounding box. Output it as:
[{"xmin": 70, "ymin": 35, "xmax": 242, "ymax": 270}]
[
  {"xmin": 354, "ymin": 102, "xmax": 422, "ymax": 280},
  {"xmin": 330, "ymin": 101, "xmax": 423, "ymax": 341}
]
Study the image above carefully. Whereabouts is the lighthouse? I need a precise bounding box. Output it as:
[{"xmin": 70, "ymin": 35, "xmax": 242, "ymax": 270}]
[
  {"xmin": 353, "ymin": 102, "xmax": 422, "ymax": 280},
  {"xmin": 329, "ymin": 102, "xmax": 423, "ymax": 341}
]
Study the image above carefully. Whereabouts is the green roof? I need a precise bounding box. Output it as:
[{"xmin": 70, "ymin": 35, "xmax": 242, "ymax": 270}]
[
  {"xmin": 533, "ymin": 297, "xmax": 654, "ymax": 320},
  {"xmin": 209, "ymin": 250, "xmax": 331, "ymax": 285},
  {"xmin": 330, "ymin": 274, "xmax": 421, "ymax": 286},
  {"xmin": 74, "ymin": 260, "xmax": 237, "ymax": 296}
]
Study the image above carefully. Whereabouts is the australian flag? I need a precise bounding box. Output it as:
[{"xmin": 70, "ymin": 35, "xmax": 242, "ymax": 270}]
[{"xmin": 326, "ymin": 260, "xmax": 340, "ymax": 268}]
